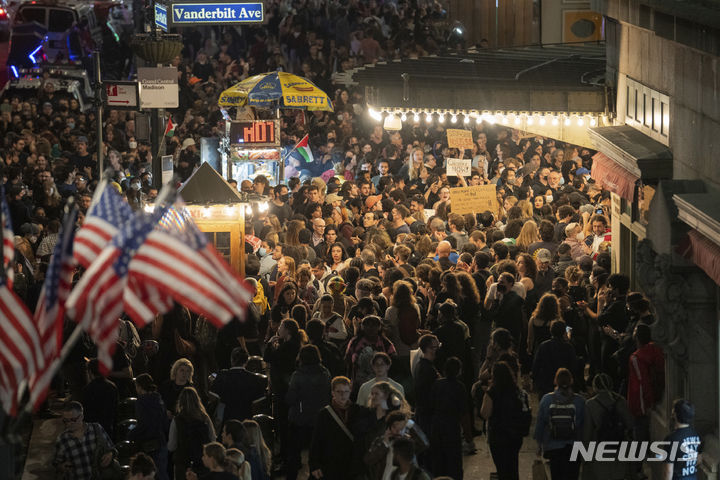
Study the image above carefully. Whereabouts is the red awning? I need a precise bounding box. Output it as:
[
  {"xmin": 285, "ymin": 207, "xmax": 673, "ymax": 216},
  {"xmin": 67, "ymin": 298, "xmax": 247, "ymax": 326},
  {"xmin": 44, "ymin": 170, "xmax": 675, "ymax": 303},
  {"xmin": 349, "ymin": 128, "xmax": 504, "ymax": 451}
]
[
  {"xmin": 685, "ymin": 230, "xmax": 720, "ymax": 286},
  {"xmin": 591, "ymin": 152, "xmax": 640, "ymax": 202}
]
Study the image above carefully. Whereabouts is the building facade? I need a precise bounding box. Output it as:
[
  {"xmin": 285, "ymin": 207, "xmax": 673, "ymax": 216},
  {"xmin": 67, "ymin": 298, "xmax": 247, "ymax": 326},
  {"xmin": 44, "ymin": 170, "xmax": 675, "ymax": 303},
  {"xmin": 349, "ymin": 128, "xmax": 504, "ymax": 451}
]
[{"xmin": 591, "ymin": 0, "xmax": 720, "ymax": 477}]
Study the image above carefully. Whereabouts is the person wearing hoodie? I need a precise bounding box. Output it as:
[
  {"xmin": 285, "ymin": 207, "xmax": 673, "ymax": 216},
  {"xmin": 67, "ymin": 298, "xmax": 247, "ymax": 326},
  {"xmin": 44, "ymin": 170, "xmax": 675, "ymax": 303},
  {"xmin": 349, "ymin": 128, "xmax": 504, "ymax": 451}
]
[
  {"xmin": 130, "ymin": 374, "xmax": 170, "ymax": 480},
  {"xmin": 285, "ymin": 344, "xmax": 332, "ymax": 480}
]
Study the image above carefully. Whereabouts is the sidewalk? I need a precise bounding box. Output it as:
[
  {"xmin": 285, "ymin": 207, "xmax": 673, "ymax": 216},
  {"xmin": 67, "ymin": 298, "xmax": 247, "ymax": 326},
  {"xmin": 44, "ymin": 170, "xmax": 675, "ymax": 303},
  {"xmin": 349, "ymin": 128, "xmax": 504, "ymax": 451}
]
[{"xmin": 21, "ymin": 418, "xmax": 62, "ymax": 480}]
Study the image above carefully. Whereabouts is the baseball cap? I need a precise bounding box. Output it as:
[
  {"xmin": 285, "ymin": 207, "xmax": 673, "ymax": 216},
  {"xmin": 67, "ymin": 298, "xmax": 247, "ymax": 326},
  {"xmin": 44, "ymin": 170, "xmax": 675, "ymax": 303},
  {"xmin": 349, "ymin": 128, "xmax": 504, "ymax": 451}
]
[
  {"xmin": 576, "ymin": 167, "xmax": 591, "ymax": 176},
  {"xmin": 76, "ymin": 136, "xmax": 88, "ymax": 144},
  {"xmin": 536, "ymin": 248, "xmax": 552, "ymax": 263},
  {"xmin": 365, "ymin": 195, "xmax": 382, "ymax": 210}
]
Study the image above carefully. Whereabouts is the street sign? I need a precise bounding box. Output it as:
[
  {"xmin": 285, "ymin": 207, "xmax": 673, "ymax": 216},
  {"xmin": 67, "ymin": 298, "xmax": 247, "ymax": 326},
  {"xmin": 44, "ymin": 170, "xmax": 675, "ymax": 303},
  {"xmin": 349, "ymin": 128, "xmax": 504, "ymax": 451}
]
[
  {"xmin": 138, "ymin": 67, "xmax": 178, "ymax": 109},
  {"xmin": 104, "ymin": 81, "xmax": 139, "ymax": 109},
  {"xmin": 169, "ymin": 2, "xmax": 263, "ymax": 25},
  {"xmin": 155, "ymin": 3, "xmax": 168, "ymax": 31}
]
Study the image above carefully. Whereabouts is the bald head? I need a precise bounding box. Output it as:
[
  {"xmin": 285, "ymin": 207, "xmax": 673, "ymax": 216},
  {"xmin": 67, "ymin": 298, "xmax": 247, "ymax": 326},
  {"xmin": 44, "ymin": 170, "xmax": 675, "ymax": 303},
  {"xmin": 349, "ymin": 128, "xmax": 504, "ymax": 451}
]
[{"xmin": 437, "ymin": 241, "xmax": 452, "ymax": 258}]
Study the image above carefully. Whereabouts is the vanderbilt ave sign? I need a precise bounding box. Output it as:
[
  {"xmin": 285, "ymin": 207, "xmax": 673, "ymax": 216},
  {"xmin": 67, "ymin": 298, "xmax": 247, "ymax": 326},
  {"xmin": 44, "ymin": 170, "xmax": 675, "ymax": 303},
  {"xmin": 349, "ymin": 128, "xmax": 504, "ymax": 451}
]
[{"xmin": 169, "ymin": 2, "xmax": 263, "ymax": 25}]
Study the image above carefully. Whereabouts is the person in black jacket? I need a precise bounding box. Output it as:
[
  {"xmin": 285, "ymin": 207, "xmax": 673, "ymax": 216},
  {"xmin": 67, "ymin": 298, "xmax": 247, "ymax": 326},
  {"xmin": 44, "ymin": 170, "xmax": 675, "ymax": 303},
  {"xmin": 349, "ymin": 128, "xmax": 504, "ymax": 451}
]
[
  {"xmin": 131, "ymin": 374, "xmax": 170, "ymax": 480},
  {"xmin": 306, "ymin": 319, "xmax": 345, "ymax": 378},
  {"xmin": 531, "ymin": 320, "xmax": 577, "ymax": 400},
  {"xmin": 285, "ymin": 345, "xmax": 331, "ymax": 480},
  {"xmin": 485, "ymin": 273, "xmax": 525, "ymax": 345},
  {"xmin": 429, "ymin": 357, "xmax": 467, "ymax": 480},
  {"xmin": 211, "ymin": 347, "xmax": 268, "ymax": 424},
  {"xmin": 263, "ymin": 319, "xmax": 302, "ymax": 471},
  {"xmin": 309, "ymin": 376, "xmax": 373, "ymax": 480},
  {"xmin": 81, "ymin": 359, "xmax": 118, "ymax": 440},
  {"xmin": 412, "ymin": 334, "xmax": 440, "ymax": 470}
]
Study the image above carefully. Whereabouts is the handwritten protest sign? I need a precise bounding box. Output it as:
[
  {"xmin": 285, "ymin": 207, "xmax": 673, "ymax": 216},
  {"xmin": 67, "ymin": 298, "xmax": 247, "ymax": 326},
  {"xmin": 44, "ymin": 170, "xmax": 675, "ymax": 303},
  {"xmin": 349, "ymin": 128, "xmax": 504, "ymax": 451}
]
[
  {"xmin": 446, "ymin": 129, "xmax": 474, "ymax": 150},
  {"xmin": 446, "ymin": 158, "xmax": 472, "ymax": 177},
  {"xmin": 450, "ymin": 185, "xmax": 500, "ymax": 216}
]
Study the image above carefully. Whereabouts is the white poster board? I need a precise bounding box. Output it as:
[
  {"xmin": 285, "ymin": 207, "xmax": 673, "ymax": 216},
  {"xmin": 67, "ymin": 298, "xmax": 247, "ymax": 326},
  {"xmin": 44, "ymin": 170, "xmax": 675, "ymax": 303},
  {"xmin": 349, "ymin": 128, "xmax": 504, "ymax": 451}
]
[
  {"xmin": 138, "ymin": 67, "xmax": 178, "ymax": 109},
  {"xmin": 161, "ymin": 155, "xmax": 174, "ymax": 185},
  {"xmin": 446, "ymin": 158, "xmax": 471, "ymax": 177}
]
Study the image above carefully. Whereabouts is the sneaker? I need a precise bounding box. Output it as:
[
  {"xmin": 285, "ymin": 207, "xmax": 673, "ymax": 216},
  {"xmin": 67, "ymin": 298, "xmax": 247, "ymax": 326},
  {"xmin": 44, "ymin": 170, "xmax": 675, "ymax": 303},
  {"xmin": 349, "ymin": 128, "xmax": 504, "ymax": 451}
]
[{"xmin": 462, "ymin": 440, "xmax": 477, "ymax": 455}]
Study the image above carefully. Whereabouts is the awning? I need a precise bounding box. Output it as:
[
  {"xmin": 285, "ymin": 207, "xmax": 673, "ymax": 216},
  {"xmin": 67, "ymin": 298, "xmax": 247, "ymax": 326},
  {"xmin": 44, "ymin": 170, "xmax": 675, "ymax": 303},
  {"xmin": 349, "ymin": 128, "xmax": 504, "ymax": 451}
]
[
  {"xmin": 588, "ymin": 125, "xmax": 673, "ymax": 180},
  {"xmin": 673, "ymin": 188, "xmax": 720, "ymax": 247},
  {"xmin": 591, "ymin": 152, "xmax": 639, "ymax": 202},
  {"xmin": 684, "ymin": 230, "xmax": 720, "ymax": 286}
]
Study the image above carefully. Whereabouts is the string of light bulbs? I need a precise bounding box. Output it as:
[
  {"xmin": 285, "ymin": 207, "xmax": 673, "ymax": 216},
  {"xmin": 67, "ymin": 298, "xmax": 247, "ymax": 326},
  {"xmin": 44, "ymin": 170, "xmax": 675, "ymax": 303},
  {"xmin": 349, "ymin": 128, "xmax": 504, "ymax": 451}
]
[{"xmin": 368, "ymin": 106, "xmax": 601, "ymax": 128}]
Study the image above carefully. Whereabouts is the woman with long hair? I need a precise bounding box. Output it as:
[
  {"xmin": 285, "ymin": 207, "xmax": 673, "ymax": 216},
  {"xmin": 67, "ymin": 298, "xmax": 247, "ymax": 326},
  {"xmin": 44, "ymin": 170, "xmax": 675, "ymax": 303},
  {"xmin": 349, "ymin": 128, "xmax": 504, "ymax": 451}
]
[
  {"xmin": 284, "ymin": 220, "xmax": 305, "ymax": 247},
  {"xmin": 480, "ymin": 361, "xmax": 531, "ymax": 480},
  {"xmin": 159, "ymin": 358, "xmax": 195, "ymax": 416},
  {"xmin": 242, "ymin": 419, "xmax": 272, "ymax": 480},
  {"xmin": 270, "ymin": 280, "xmax": 304, "ymax": 327},
  {"xmin": 273, "ymin": 255, "xmax": 296, "ymax": 301},
  {"xmin": 168, "ymin": 387, "xmax": 215, "ymax": 480},
  {"xmin": 526, "ymin": 293, "xmax": 560, "ymax": 355},
  {"xmin": 326, "ymin": 242, "xmax": 348, "ymax": 274},
  {"xmin": 515, "ymin": 221, "xmax": 539, "ymax": 252},
  {"xmin": 184, "ymin": 442, "xmax": 234, "ymax": 479},
  {"xmin": 517, "ymin": 252, "xmax": 540, "ymax": 323},
  {"xmin": 534, "ymin": 368, "xmax": 586, "ymax": 480},
  {"xmin": 516, "ymin": 200, "xmax": 534, "ymax": 220},
  {"xmin": 384, "ymin": 280, "xmax": 421, "ymax": 358}
]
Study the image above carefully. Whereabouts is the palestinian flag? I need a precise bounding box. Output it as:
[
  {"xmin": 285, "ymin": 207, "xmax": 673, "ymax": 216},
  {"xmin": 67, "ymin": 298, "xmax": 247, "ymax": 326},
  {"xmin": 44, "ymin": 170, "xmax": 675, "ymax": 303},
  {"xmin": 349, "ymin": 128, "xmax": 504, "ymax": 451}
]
[
  {"xmin": 294, "ymin": 134, "xmax": 314, "ymax": 163},
  {"xmin": 164, "ymin": 116, "xmax": 176, "ymax": 138}
]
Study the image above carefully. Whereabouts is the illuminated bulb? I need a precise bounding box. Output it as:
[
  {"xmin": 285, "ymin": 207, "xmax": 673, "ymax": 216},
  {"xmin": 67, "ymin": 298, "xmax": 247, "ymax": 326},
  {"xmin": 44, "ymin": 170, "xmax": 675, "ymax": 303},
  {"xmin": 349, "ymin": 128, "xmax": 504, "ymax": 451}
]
[
  {"xmin": 487, "ymin": 116, "xmax": 496, "ymax": 125},
  {"xmin": 426, "ymin": 113, "xmax": 433, "ymax": 123},
  {"xmin": 499, "ymin": 115, "xmax": 506, "ymax": 124},
  {"xmin": 258, "ymin": 202, "xmax": 269, "ymax": 213},
  {"xmin": 438, "ymin": 113, "xmax": 445, "ymax": 123},
  {"xmin": 450, "ymin": 114, "xmax": 457, "ymax": 123},
  {"xmin": 413, "ymin": 113, "xmax": 420, "ymax": 122},
  {"xmin": 202, "ymin": 207, "xmax": 211, "ymax": 218},
  {"xmin": 539, "ymin": 117, "xmax": 546, "ymax": 125},
  {"xmin": 552, "ymin": 117, "xmax": 559, "ymax": 126},
  {"xmin": 590, "ymin": 117, "xmax": 597, "ymax": 126},
  {"xmin": 514, "ymin": 116, "xmax": 521, "ymax": 125},
  {"xmin": 464, "ymin": 115, "xmax": 470, "ymax": 124},
  {"xmin": 577, "ymin": 118, "xmax": 584, "ymax": 126},
  {"xmin": 400, "ymin": 112, "xmax": 407, "ymax": 122},
  {"xmin": 223, "ymin": 205, "xmax": 236, "ymax": 216},
  {"xmin": 527, "ymin": 116, "xmax": 534, "ymax": 126},
  {"xmin": 564, "ymin": 117, "xmax": 571, "ymax": 126},
  {"xmin": 368, "ymin": 107, "xmax": 382, "ymax": 121}
]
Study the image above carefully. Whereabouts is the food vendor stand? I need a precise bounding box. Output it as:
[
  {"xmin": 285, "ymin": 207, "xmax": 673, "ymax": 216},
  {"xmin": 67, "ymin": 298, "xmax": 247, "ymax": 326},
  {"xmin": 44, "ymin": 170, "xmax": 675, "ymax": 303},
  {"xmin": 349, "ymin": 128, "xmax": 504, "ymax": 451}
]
[{"xmin": 226, "ymin": 118, "xmax": 283, "ymax": 186}]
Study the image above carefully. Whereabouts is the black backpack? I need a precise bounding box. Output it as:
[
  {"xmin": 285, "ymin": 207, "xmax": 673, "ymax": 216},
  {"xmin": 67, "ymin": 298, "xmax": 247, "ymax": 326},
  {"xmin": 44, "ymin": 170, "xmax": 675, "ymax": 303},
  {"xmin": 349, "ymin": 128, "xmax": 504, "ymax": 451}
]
[
  {"xmin": 548, "ymin": 394, "xmax": 576, "ymax": 440},
  {"xmin": 596, "ymin": 397, "xmax": 626, "ymax": 441}
]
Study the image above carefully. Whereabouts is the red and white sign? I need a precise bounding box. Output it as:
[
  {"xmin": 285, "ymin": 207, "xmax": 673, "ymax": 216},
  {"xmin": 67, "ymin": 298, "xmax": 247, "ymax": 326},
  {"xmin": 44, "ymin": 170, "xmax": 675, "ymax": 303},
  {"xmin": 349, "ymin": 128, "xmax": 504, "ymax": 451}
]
[{"xmin": 105, "ymin": 81, "xmax": 139, "ymax": 108}]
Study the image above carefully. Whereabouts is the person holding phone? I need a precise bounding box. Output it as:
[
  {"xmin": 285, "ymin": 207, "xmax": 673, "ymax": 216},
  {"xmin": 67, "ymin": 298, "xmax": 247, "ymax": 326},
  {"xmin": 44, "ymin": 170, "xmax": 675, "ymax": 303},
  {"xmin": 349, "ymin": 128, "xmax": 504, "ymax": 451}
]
[{"xmin": 584, "ymin": 214, "xmax": 611, "ymax": 255}]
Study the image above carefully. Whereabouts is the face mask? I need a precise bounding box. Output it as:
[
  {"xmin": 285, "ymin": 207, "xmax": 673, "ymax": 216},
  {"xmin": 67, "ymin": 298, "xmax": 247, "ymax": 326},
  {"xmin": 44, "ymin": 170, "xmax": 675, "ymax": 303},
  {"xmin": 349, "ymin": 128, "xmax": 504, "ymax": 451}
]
[
  {"xmin": 281, "ymin": 194, "xmax": 289, "ymax": 202},
  {"xmin": 546, "ymin": 194, "xmax": 553, "ymax": 203},
  {"xmin": 559, "ymin": 177, "xmax": 565, "ymax": 185},
  {"xmin": 258, "ymin": 247, "xmax": 267, "ymax": 257},
  {"xmin": 131, "ymin": 182, "xmax": 141, "ymax": 191},
  {"xmin": 129, "ymin": 141, "xmax": 137, "ymax": 149},
  {"xmin": 144, "ymin": 174, "xmax": 152, "ymax": 183},
  {"xmin": 67, "ymin": 122, "xmax": 75, "ymax": 130}
]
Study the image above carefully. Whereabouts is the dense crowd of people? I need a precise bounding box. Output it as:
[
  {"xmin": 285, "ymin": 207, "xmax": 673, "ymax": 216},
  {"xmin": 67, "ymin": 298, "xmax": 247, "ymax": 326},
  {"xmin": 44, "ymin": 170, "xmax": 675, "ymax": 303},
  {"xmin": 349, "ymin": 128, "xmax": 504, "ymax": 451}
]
[{"xmin": 0, "ymin": 1, "xmax": 702, "ymax": 480}]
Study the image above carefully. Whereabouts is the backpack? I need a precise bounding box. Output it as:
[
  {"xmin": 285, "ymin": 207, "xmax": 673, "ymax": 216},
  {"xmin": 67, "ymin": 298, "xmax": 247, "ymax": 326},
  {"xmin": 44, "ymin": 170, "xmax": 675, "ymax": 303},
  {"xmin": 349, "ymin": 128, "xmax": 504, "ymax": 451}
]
[
  {"xmin": 507, "ymin": 388, "xmax": 533, "ymax": 437},
  {"xmin": 397, "ymin": 307, "xmax": 420, "ymax": 346},
  {"xmin": 253, "ymin": 280, "xmax": 269, "ymax": 315},
  {"xmin": 548, "ymin": 394, "xmax": 577, "ymax": 440},
  {"xmin": 596, "ymin": 397, "xmax": 626, "ymax": 441}
]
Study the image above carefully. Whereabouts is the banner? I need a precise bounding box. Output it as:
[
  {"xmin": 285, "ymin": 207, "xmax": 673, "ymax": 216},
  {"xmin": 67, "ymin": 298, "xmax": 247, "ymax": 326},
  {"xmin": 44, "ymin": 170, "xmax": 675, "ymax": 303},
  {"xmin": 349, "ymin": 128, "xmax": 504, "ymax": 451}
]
[
  {"xmin": 450, "ymin": 185, "xmax": 500, "ymax": 216},
  {"xmin": 446, "ymin": 129, "xmax": 474, "ymax": 150}
]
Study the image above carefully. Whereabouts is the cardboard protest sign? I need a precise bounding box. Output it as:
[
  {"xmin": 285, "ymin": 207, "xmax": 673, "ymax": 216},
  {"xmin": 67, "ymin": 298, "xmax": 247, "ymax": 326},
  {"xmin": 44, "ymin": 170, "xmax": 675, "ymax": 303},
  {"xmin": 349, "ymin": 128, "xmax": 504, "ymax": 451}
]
[
  {"xmin": 446, "ymin": 129, "xmax": 474, "ymax": 150},
  {"xmin": 450, "ymin": 185, "xmax": 500, "ymax": 216}
]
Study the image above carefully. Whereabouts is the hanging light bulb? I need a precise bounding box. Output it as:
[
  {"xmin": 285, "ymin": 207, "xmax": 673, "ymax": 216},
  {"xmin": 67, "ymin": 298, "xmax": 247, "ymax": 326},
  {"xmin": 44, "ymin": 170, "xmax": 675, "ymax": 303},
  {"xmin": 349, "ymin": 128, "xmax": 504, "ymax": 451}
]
[
  {"xmin": 450, "ymin": 114, "xmax": 457, "ymax": 123},
  {"xmin": 438, "ymin": 113, "xmax": 445, "ymax": 123},
  {"xmin": 552, "ymin": 116, "xmax": 559, "ymax": 126},
  {"xmin": 400, "ymin": 112, "xmax": 407, "ymax": 122},
  {"xmin": 539, "ymin": 116, "xmax": 546, "ymax": 126},
  {"xmin": 577, "ymin": 117, "xmax": 584, "ymax": 126},
  {"xmin": 425, "ymin": 112, "xmax": 433, "ymax": 123},
  {"xmin": 464, "ymin": 115, "xmax": 470, "ymax": 124},
  {"xmin": 514, "ymin": 115, "xmax": 521, "ymax": 125},
  {"xmin": 527, "ymin": 116, "xmax": 534, "ymax": 126},
  {"xmin": 498, "ymin": 114, "xmax": 506, "ymax": 124},
  {"xmin": 564, "ymin": 116, "xmax": 571, "ymax": 126},
  {"xmin": 413, "ymin": 112, "xmax": 420, "ymax": 122},
  {"xmin": 590, "ymin": 117, "xmax": 597, "ymax": 126}
]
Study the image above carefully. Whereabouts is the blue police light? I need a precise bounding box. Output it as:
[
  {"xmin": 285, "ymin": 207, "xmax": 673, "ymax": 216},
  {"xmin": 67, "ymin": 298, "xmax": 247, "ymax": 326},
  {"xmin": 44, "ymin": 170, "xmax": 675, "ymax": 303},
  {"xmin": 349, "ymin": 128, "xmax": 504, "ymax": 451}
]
[
  {"xmin": 10, "ymin": 66, "xmax": 18, "ymax": 78},
  {"xmin": 28, "ymin": 44, "xmax": 42, "ymax": 65}
]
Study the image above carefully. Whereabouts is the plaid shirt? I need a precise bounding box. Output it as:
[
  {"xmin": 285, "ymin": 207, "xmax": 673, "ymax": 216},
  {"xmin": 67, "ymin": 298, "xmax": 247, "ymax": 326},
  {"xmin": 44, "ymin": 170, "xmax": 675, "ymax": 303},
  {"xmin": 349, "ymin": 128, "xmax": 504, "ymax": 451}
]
[{"xmin": 54, "ymin": 422, "xmax": 112, "ymax": 480}]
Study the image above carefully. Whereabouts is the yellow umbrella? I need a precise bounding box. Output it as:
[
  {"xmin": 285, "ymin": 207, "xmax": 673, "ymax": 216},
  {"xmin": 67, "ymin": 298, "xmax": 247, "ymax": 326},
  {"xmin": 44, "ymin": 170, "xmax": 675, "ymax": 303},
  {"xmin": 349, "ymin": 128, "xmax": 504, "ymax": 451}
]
[{"xmin": 218, "ymin": 71, "xmax": 334, "ymax": 111}]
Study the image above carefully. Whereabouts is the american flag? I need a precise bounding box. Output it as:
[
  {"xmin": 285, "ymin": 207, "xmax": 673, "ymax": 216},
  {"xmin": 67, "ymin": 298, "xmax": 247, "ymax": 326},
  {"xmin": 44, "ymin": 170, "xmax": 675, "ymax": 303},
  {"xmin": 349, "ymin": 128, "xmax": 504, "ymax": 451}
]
[
  {"xmin": 0, "ymin": 192, "xmax": 44, "ymax": 415},
  {"xmin": 73, "ymin": 184, "xmax": 172, "ymax": 326},
  {"xmin": 128, "ymin": 203, "xmax": 252, "ymax": 327},
  {"xmin": 67, "ymin": 206, "xmax": 168, "ymax": 373},
  {"xmin": 28, "ymin": 207, "xmax": 78, "ymax": 410}
]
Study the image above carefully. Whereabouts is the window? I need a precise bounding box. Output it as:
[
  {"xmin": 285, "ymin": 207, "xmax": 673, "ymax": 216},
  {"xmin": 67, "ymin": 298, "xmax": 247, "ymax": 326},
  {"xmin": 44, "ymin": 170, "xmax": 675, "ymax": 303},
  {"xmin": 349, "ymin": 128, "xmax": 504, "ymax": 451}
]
[
  {"xmin": 48, "ymin": 9, "xmax": 75, "ymax": 32},
  {"xmin": 205, "ymin": 231, "xmax": 232, "ymax": 264},
  {"xmin": 622, "ymin": 76, "xmax": 670, "ymax": 145},
  {"xmin": 15, "ymin": 7, "xmax": 45, "ymax": 26}
]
